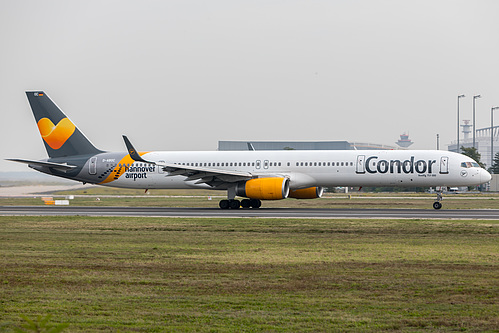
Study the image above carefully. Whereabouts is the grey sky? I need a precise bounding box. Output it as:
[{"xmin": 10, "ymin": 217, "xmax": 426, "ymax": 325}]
[{"xmin": 1, "ymin": 0, "xmax": 499, "ymax": 171}]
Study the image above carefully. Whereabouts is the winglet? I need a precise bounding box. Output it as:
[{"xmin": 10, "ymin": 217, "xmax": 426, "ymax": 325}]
[{"xmin": 122, "ymin": 135, "xmax": 148, "ymax": 163}]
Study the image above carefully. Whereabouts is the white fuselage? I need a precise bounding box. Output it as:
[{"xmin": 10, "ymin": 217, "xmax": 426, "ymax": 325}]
[{"xmin": 96, "ymin": 149, "xmax": 490, "ymax": 190}]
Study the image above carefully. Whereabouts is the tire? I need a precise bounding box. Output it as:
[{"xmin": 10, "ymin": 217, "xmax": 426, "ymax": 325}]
[
  {"xmin": 250, "ymin": 199, "xmax": 262, "ymax": 209},
  {"xmin": 229, "ymin": 199, "xmax": 240, "ymax": 209},
  {"xmin": 219, "ymin": 200, "xmax": 230, "ymax": 209},
  {"xmin": 241, "ymin": 199, "xmax": 251, "ymax": 209},
  {"xmin": 433, "ymin": 201, "xmax": 442, "ymax": 210}
]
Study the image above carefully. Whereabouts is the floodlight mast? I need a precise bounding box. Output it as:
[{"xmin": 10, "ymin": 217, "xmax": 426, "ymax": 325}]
[
  {"xmin": 457, "ymin": 94, "xmax": 465, "ymax": 153},
  {"xmin": 492, "ymin": 106, "xmax": 499, "ymax": 168},
  {"xmin": 473, "ymin": 95, "xmax": 481, "ymax": 148}
]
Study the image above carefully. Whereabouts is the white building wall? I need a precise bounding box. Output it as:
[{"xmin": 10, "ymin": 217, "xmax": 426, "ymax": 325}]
[
  {"xmin": 448, "ymin": 130, "xmax": 499, "ymax": 168},
  {"xmin": 488, "ymin": 174, "xmax": 499, "ymax": 192}
]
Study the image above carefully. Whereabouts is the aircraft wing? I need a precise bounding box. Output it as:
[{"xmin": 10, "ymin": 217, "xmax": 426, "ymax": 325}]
[
  {"xmin": 156, "ymin": 161, "xmax": 253, "ymax": 185},
  {"xmin": 122, "ymin": 136, "xmax": 253, "ymax": 187},
  {"xmin": 6, "ymin": 158, "xmax": 77, "ymax": 171}
]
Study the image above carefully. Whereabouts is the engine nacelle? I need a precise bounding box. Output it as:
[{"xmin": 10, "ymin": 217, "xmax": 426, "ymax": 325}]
[
  {"xmin": 288, "ymin": 187, "xmax": 324, "ymax": 199},
  {"xmin": 236, "ymin": 177, "xmax": 290, "ymax": 200}
]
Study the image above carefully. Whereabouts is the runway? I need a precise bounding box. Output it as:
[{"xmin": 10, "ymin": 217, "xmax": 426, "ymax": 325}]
[{"xmin": 1, "ymin": 206, "xmax": 499, "ymax": 219}]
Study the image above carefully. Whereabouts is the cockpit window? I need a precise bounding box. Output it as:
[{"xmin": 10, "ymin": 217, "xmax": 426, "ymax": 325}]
[{"xmin": 461, "ymin": 162, "xmax": 480, "ymax": 168}]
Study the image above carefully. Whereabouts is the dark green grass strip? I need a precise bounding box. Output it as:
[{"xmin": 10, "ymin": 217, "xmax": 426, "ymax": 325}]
[{"xmin": 0, "ymin": 216, "xmax": 497, "ymax": 332}]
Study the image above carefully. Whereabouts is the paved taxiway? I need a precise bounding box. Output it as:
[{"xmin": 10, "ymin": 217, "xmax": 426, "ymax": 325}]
[{"xmin": 1, "ymin": 206, "xmax": 499, "ymax": 219}]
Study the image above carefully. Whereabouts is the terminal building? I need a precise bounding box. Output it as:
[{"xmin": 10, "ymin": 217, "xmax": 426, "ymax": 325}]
[
  {"xmin": 218, "ymin": 141, "xmax": 398, "ymax": 151},
  {"xmin": 448, "ymin": 120, "xmax": 499, "ymax": 169}
]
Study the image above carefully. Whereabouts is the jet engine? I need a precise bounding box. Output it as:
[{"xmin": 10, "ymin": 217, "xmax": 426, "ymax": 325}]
[
  {"xmin": 288, "ymin": 187, "xmax": 324, "ymax": 199},
  {"xmin": 236, "ymin": 177, "xmax": 290, "ymax": 200}
]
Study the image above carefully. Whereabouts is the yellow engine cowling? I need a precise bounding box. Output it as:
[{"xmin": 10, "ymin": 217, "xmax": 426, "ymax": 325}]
[
  {"xmin": 288, "ymin": 187, "xmax": 324, "ymax": 199},
  {"xmin": 236, "ymin": 177, "xmax": 290, "ymax": 200}
]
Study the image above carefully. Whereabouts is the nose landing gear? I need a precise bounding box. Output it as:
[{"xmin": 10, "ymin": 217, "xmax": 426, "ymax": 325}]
[{"xmin": 433, "ymin": 191, "xmax": 443, "ymax": 210}]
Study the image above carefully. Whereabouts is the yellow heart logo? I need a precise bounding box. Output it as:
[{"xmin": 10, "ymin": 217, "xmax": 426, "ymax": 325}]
[{"xmin": 37, "ymin": 117, "xmax": 76, "ymax": 149}]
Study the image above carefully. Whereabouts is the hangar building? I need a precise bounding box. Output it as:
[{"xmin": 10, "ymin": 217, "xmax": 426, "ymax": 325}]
[{"xmin": 218, "ymin": 141, "xmax": 398, "ymax": 151}]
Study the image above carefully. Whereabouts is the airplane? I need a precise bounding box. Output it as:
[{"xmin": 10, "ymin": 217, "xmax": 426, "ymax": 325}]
[{"xmin": 8, "ymin": 91, "xmax": 492, "ymax": 210}]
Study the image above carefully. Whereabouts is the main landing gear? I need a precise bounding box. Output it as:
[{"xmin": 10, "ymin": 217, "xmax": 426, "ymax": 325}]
[
  {"xmin": 219, "ymin": 199, "xmax": 262, "ymax": 209},
  {"xmin": 433, "ymin": 191, "xmax": 443, "ymax": 210}
]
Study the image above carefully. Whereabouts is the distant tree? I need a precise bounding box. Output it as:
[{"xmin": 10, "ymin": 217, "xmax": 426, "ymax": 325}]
[
  {"xmin": 490, "ymin": 152, "xmax": 499, "ymax": 174},
  {"xmin": 460, "ymin": 146, "xmax": 485, "ymax": 168},
  {"xmin": 283, "ymin": 147, "xmax": 295, "ymax": 150}
]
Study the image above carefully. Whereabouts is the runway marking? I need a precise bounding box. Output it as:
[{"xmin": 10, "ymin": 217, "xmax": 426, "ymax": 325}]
[{"xmin": 1, "ymin": 206, "xmax": 499, "ymax": 220}]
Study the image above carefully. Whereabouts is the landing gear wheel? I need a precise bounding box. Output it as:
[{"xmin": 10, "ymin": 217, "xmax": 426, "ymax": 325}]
[
  {"xmin": 229, "ymin": 199, "xmax": 241, "ymax": 209},
  {"xmin": 250, "ymin": 199, "xmax": 262, "ymax": 209},
  {"xmin": 433, "ymin": 201, "xmax": 442, "ymax": 210},
  {"xmin": 219, "ymin": 200, "xmax": 230, "ymax": 209},
  {"xmin": 241, "ymin": 199, "xmax": 251, "ymax": 209},
  {"xmin": 433, "ymin": 190, "xmax": 443, "ymax": 210}
]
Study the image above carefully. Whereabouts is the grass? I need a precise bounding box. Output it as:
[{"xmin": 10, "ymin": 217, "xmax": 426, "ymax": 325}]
[
  {"xmin": 2, "ymin": 185, "xmax": 498, "ymax": 209},
  {"xmin": 2, "ymin": 193, "xmax": 498, "ymax": 209},
  {"xmin": 0, "ymin": 216, "xmax": 498, "ymax": 332}
]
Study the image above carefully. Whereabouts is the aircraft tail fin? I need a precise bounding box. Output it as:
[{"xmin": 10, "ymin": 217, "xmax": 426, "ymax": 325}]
[{"xmin": 25, "ymin": 91, "xmax": 103, "ymax": 158}]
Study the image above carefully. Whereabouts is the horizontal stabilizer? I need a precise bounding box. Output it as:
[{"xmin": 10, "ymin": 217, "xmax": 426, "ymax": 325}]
[{"xmin": 6, "ymin": 158, "xmax": 77, "ymax": 171}]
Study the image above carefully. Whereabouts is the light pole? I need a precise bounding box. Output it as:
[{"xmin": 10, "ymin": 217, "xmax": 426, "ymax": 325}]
[
  {"xmin": 492, "ymin": 106, "xmax": 499, "ymax": 168},
  {"xmin": 473, "ymin": 95, "xmax": 481, "ymax": 148},
  {"xmin": 457, "ymin": 94, "xmax": 465, "ymax": 152}
]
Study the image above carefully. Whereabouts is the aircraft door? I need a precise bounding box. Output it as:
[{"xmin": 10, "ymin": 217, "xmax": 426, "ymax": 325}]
[
  {"xmin": 356, "ymin": 155, "xmax": 366, "ymax": 174},
  {"xmin": 89, "ymin": 157, "xmax": 97, "ymax": 175},
  {"xmin": 255, "ymin": 160, "xmax": 261, "ymax": 169},
  {"xmin": 158, "ymin": 160, "xmax": 165, "ymax": 174},
  {"xmin": 263, "ymin": 160, "xmax": 269, "ymax": 169},
  {"xmin": 439, "ymin": 156, "xmax": 449, "ymax": 174}
]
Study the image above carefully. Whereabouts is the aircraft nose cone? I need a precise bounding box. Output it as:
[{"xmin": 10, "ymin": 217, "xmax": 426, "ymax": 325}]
[{"xmin": 482, "ymin": 169, "xmax": 492, "ymax": 183}]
